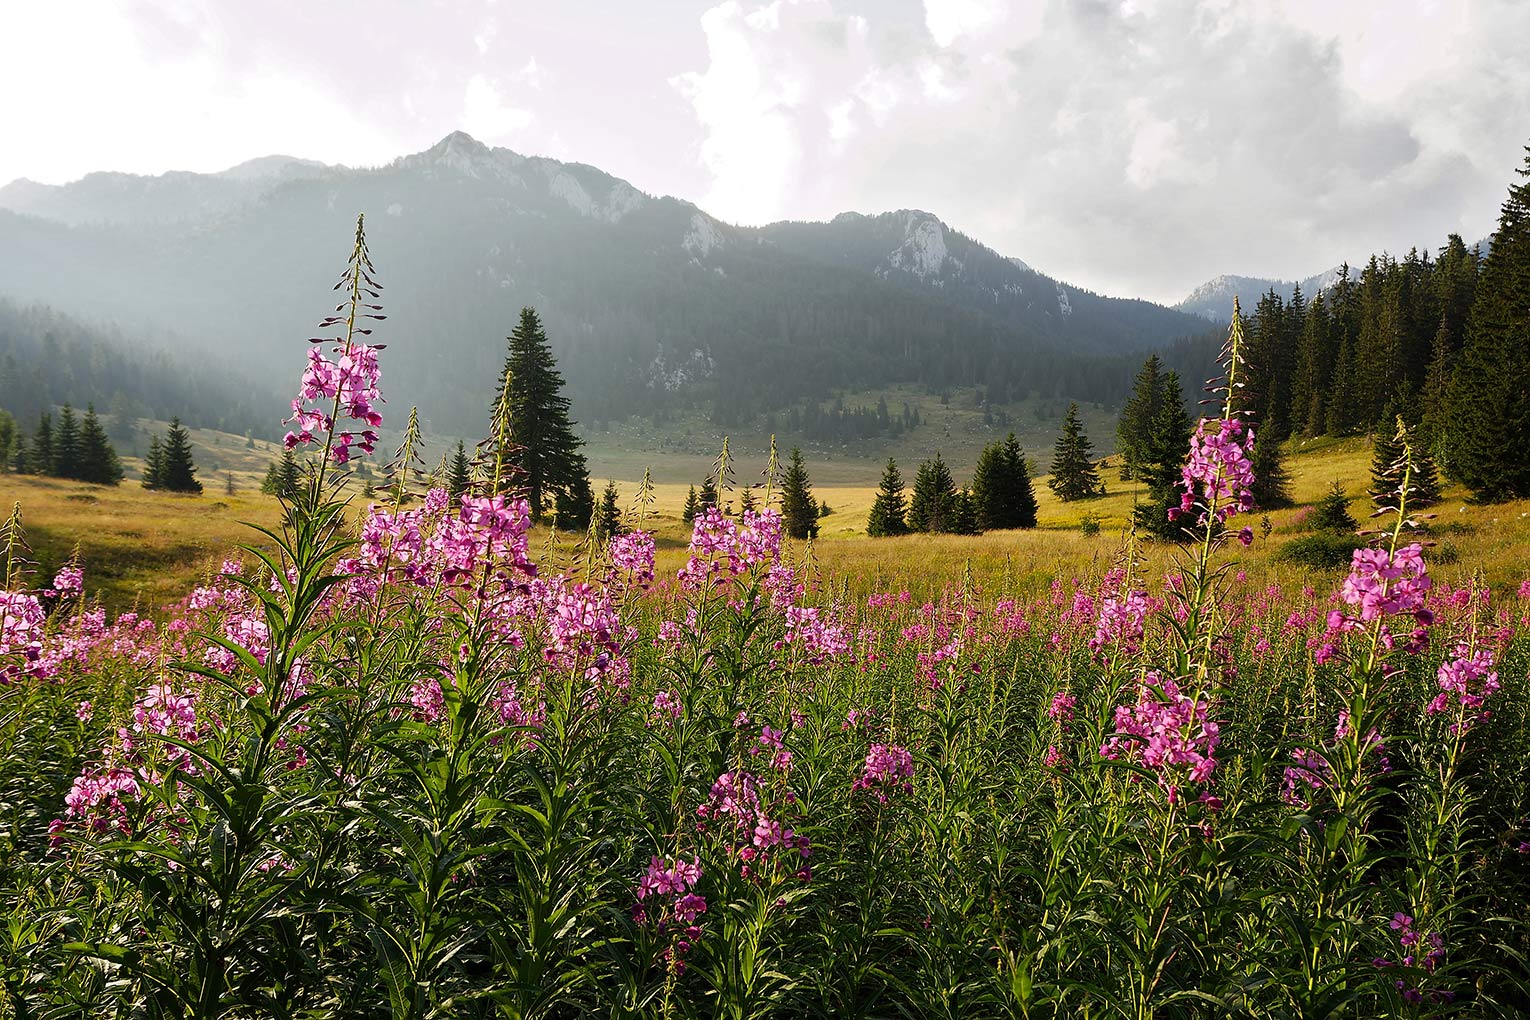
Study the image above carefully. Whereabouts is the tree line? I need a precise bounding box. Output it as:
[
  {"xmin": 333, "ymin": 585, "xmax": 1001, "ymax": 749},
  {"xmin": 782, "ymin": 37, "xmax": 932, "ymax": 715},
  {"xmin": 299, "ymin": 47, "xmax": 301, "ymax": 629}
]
[{"xmin": 866, "ymin": 435, "xmax": 1039, "ymax": 537}]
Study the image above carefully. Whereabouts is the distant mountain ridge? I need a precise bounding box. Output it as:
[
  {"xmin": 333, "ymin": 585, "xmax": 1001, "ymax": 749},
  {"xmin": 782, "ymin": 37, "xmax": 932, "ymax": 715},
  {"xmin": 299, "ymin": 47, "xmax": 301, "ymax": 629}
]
[{"xmin": 0, "ymin": 131, "xmax": 1214, "ymax": 437}]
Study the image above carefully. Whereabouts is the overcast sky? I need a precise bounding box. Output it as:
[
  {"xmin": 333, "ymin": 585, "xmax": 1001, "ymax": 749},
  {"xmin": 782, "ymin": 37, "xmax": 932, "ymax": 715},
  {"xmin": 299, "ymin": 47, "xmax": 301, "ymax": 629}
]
[{"xmin": 3, "ymin": 0, "xmax": 1527, "ymax": 303}]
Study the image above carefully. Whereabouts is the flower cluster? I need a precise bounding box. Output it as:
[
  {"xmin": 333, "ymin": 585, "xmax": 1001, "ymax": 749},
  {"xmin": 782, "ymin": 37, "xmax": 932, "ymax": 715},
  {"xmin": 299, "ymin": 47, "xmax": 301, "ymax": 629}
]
[
  {"xmin": 608, "ymin": 530, "xmax": 656, "ymax": 585},
  {"xmin": 284, "ymin": 342, "xmax": 384, "ymax": 464},
  {"xmin": 1338, "ymin": 544, "xmax": 1432, "ymax": 623},
  {"xmin": 783, "ymin": 605, "xmax": 850, "ymax": 663},
  {"xmin": 1090, "ymin": 589, "xmax": 1150, "ymax": 659},
  {"xmin": 852, "ymin": 744, "xmax": 914, "ymax": 804},
  {"xmin": 633, "ymin": 855, "xmax": 707, "ymax": 974},
  {"xmin": 1374, "ymin": 913, "xmax": 1451, "ymax": 1005},
  {"xmin": 1427, "ymin": 645, "xmax": 1500, "ymax": 731},
  {"xmin": 678, "ymin": 508, "xmax": 783, "ymax": 586},
  {"xmin": 696, "ymin": 769, "xmax": 811, "ymax": 882},
  {"xmin": 1173, "ymin": 417, "xmax": 1255, "ymax": 524},
  {"xmin": 1101, "ymin": 674, "xmax": 1221, "ymax": 803},
  {"xmin": 50, "ymin": 565, "xmax": 83, "ymax": 597},
  {"xmin": 0, "ymin": 590, "xmax": 46, "ymax": 683}
]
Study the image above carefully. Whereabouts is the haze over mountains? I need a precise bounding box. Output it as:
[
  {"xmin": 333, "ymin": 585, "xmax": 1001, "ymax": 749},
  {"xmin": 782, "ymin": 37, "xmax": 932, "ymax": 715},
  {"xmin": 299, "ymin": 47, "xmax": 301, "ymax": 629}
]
[{"xmin": 0, "ymin": 130, "xmax": 1478, "ymax": 440}]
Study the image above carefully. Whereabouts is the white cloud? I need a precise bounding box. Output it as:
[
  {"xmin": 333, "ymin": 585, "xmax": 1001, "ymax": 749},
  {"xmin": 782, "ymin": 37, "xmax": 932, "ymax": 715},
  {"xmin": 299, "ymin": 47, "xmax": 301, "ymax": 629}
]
[
  {"xmin": 923, "ymin": 0, "xmax": 1005, "ymax": 48},
  {"xmin": 461, "ymin": 73, "xmax": 535, "ymax": 141}
]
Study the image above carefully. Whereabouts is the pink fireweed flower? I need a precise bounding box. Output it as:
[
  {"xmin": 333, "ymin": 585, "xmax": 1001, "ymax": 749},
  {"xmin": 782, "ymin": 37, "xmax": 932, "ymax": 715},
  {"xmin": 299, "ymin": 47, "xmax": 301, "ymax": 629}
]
[
  {"xmin": 1174, "ymin": 417, "xmax": 1255, "ymax": 524},
  {"xmin": 633, "ymin": 855, "xmax": 708, "ymax": 974},
  {"xmin": 1281, "ymin": 747, "xmax": 1331, "ymax": 808},
  {"xmin": 608, "ymin": 530, "xmax": 656, "ymax": 585},
  {"xmin": 1427, "ymin": 645, "xmax": 1500, "ymax": 731},
  {"xmin": 1339, "ymin": 544, "xmax": 1432, "ymax": 623},
  {"xmin": 283, "ymin": 342, "xmax": 384, "ymax": 464},
  {"xmin": 0, "ymin": 590, "xmax": 46, "ymax": 683},
  {"xmin": 1089, "ymin": 589, "xmax": 1150, "ymax": 659},
  {"xmin": 51, "ymin": 565, "xmax": 83, "ymax": 596},
  {"xmin": 678, "ymin": 508, "xmax": 783, "ymax": 585},
  {"xmin": 852, "ymin": 744, "xmax": 915, "ymax": 804},
  {"xmin": 1101, "ymin": 673, "xmax": 1221, "ymax": 803},
  {"xmin": 1047, "ymin": 691, "xmax": 1077, "ymax": 728},
  {"xmin": 783, "ymin": 605, "xmax": 850, "ymax": 663}
]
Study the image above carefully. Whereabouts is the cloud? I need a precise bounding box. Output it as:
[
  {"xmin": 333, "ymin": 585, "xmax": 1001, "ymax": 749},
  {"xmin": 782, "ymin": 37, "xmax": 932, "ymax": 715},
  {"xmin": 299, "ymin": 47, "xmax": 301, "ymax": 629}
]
[
  {"xmin": 673, "ymin": 0, "xmax": 1530, "ymax": 302},
  {"xmin": 462, "ymin": 73, "xmax": 535, "ymax": 141}
]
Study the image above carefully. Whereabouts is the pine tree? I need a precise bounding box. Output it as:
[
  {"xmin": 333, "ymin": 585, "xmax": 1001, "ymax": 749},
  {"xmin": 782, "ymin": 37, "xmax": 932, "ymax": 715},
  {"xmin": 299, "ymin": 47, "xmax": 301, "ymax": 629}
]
[
  {"xmin": 697, "ymin": 476, "xmax": 719, "ymax": 514},
  {"xmin": 1048, "ymin": 403, "xmax": 1104, "ymax": 502},
  {"xmin": 142, "ymin": 436, "xmax": 165, "ymax": 490},
  {"xmin": 950, "ymin": 489, "xmax": 980, "ymax": 535},
  {"xmin": 27, "ymin": 412, "xmax": 53, "ymax": 475},
  {"xmin": 494, "ymin": 307, "xmax": 590, "ymax": 520},
  {"xmin": 54, "ymin": 404, "xmax": 80, "ymax": 480},
  {"xmin": 1310, "ymin": 482, "xmax": 1358, "ymax": 533},
  {"xmin": 261, "ymin": 448, "xmax": 301, "ymax": 498},
  {"xmin": 682, "ymin": 485, "xmax": 700, "ymax": 524},
  {"xmin": 594, "ymin": 480, "xmax": 623, "ymax": 542},
  {"xmin": 738, "ymin": 487, "xmax": 759, "ymax": 515},
  {"xmin": 1115, "ymin": 355, "xmax": 1163, "ymax": 480},
  {"xmin": 1002, "ymin": 433, "xmax": 1039, "ymax": 529},
  {"xmin": 159, "ymin": 417, "xmax": 202, "ymax": 494},
  {"xmin": 447, "ymin": 440, "xmax": 471, "ymax": 498},
  {"xmin": 970, "ymin": 441, "xmax": 1008, "ymax": 529},
  {"xmin": 909, "ymin": 454, "xmax": 958, "ymax": 533},
  {"xmin": 1371, "ymin": 410, "xmax": 1441, "ymax": 508},
  {"xmin": 866, "ymin": 458, "xmax": 909, "ymax": 537},
  {"xmin": 1132, "ymin": 373, "xmax": 1193, "ymax": 539},
  {"xmin": 554, "ymin": 474, "xmax": 594, "ymax": 530},
  {"xmin": 1249, "ymin": 431, "xmax": 1293, "ymax": 510},
  {"xmin": 779, "ymin": 448, "xmax": 819, "ymax": 540},
  {"xmin": 1444, "ymin": 143, "xmax": 1530, "ymax": 500},
  {"xmin": 76, "ymin": 404, "xmax": 123, "ymax": 485}
]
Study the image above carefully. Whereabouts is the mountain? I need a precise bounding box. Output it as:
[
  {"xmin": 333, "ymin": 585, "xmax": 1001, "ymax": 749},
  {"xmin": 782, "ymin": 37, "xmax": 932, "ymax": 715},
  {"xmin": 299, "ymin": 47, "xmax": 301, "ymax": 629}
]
[
  {"xmin": 1175, "ymin": 268, "xmax": 1344, "ymax": 321},
  {"xmin": 0, "ymin": 132, "xmax": 1213, "ymax": 439},
  {"xmin": 1176, "ymin": 235, "xmax": 1495, "ymax": 320}
]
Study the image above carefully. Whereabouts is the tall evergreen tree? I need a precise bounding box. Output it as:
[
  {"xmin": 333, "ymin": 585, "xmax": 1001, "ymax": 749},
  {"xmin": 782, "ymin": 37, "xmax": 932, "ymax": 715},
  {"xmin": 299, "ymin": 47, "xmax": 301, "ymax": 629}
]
[
  {"xmin": 27, "ymin": 411, "xmax": 53, "ymax": 475},
  {"xmin": 737, "ymin": 487, "xmax": 759, "ymax": 515},
  {"xmin": 1444, "ymin": 143, "xmax": 1530, "ymax": 500},
  {"xmin": 697, "ymin": 476, "xmax": 719, "ymax": 513},
  {"xmin": 1048, "ymin": 403, "xmax": 1104, "ymax": 502},
  {"xmin": 261, "ymin": 448, "xmax": 301, "ymax": 498},
  {"xmin": 1249, "ymin": 431, "xmax": 1293, "ymax": 510},
  {"xmin": 554, "ymin": 474, "xmax": 594, "ymax": 530},
  {"xmin": 1002, "ymin": 433, "xmax": 1039, "ymax": 529},
  {"xmin": 76, "ymin": 404, "xmax": 123, "ymax": 485},
  {"xmin": 494, "ymin": 307, "xmax": 590, "ymax": 520},
  {"xmin": 54, "ymin": 404, "xmax": 80, "ymax": 480},
  {"xmin": 779, "ymin": 448, "xmax": 819, "ymax": 540},
  {"xmin": 950, "ymin": 489, "xmax": 981, "ymax": 535},
  {"xmin": 142, "ymin": 435, "xmax": 166, "ymax": 490},
  {"xmin": 866, "ymin": 458, "xmax": 909, "ymax": 537},
  {"xmin": 159, "ymin": 417, "xmax": 202, "ymax": 494},
  {"xmin": 447, "ymin": 440, "xmax": 471, "ymax": 498},
  {"xmin": 970, "ymin": 441, "xmax": 1009, "ymax": 529},
  {"xmin": 909, "ymin": 453, "xmax": 958, "ymax": 533},
  {"xmin": 1132, "ymin": 372, "xmax": 1194, "ymax": 539},
  {"xmin": 594, "ymin": 480, "xmax": 623, "ymax": 543},
  {"xmin": 682, "ymin": 485, "xmax": 700, "ymax": 524},
  {"xmin": 1371, "ymin": 405, "xmax": 1441, "ymax": 508},
  {"xmin": 1115, "ymin": 355, "xmax": 1164, "ymax": 480}
]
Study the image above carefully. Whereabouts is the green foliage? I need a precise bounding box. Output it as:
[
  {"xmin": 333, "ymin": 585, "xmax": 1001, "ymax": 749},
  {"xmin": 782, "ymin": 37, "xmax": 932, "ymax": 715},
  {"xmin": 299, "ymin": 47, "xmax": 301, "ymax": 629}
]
[
  {"xmin": 495, "ymin": 307, "xmax": 590, "ymax": 520},
  {"xmin": 157, "ymin": 417, "xmax": 202, "ymax": 494},
  {"xmin": 908, "ymin": 453, "xmax": 958, "ymax": 533},
  {"xmin": 682, "ymin": 485, "xmax": 700, "ymax": 525},
  {"xmin": 1132, "ymin": 372, "xmax": 1193, "ymax": 540},
  {"xmin": 1275, "ymin": 530, "xmax": 1363, "ymax": 567},
  {"xmin": 1309, "ymin": 481, "xmax": 1359, "ymax": 533},
  {"xmin": 446, "ymin": 440, "xmax": 471, "ymax": 498},
  {"xmin": 1115, "ymin": 354, "xmax": 1164, "ymax": 480},
  {"xmin": 971, "ymin": 433, "xmax": 1038, "ymax": 530},
  {"xmin": 779, "ymin": 447, "xmax": 819, "ymax": 540},
  {"xmin": 594, "ymin": 479, "xmax": 623, "ymax": 543},
  {"xmin": 261, "ymin": 448, "xmax": 301, "ymax": 499},
  {"xmin": 75, "ymin": 405, "xmax": 123, "ymax": 486},
  {"xmin": 1048, "ymin": 403, "xmax": 1104, "ymax": 502},
  {"xmin": 865, "ymin": 458, "xmax": 909, "ymax": 537}
]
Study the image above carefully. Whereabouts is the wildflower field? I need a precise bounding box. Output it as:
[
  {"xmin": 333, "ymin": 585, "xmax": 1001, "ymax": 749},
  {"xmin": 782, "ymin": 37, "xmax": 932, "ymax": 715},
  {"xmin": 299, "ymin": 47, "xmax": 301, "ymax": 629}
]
[{"xmin": 3, "ymin": 224, "xmax": 1529, "ymax": 1019}]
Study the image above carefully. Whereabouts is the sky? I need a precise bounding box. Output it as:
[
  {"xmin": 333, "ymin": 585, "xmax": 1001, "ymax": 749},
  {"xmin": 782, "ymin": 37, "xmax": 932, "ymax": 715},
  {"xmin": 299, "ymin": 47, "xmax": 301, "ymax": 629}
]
[{"xmin": 2, "ymin": 0, "xmax": 1527, "ymax": 304}]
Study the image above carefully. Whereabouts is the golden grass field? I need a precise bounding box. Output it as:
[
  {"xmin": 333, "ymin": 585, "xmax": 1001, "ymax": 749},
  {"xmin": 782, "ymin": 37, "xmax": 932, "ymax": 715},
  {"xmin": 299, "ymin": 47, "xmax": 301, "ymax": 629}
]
[{"xmin": 6, "ymin": 430, "xmax": 1529, "ymax": 612}]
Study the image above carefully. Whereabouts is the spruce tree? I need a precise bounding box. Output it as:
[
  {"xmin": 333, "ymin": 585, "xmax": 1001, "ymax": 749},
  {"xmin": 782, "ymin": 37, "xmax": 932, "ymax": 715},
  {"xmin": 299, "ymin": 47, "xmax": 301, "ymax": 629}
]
[
  {"xmin": 866, "ymin": 458, "xmax": 909, "ymax": 537},
  {"xmin": 779, "ymin": 448, "xmax": 819, "ymax": 540},
  {"xmin": 495, "ymin": 307, "xmax": 590, "ymax": 520},
  {"xmin": 554, "ymin": 474, "xmax": 594, "ymax": 530},
  {"xmin": 1310, "ymin": 482, "xmax": 1358, "ymax": 533},
  {"xmin": 447, "ymin": 440, "xmax": 471, "ymax": 498},
  {"xmin": 738, "ymin": 487, "xmax": 759, "ymax": 515},
  {"xmin": 1249, "ymin": 432, "xmax": 1293, "ymax": 509},
  {"xmin": 682, "ymin": 485, "xmax": 700, "ymax": 524},
  {"xmin": 142, "ymin": 436, "xmax": 166, "ymax": 489},
  {"xmin": 970, "ymin": 441, "xmax": 1008, "ymax": 529},
  {"xmin": 1002, "ymin": 433, "xmax": 1039, "ymax": 528},
  {"xmin": 1371, "ymin": 411, "xmax": 1441, "ymax": 508},
  {"xmin": 1444, "ymin": 143, "xmax": 1530, "ymax": 500},
  {"xmin": 27, "ymin": 412, "xmax": 53, "ymax": 475},
  {"xmin": 909, "ymin": 453, "xmax": 958, "ymax": 533},
  {"xmin": 697, "ymin": 476, "xmax": 719, "ymax": 514},
  {"xmin": 1132, "ymin": 373, "xmax": 1193, "ymax": 539},
  {"xmin": 76, "ymin": 405, "xmax": 123, "ymax": 485},
  {"xmin": 1048, "ymin": 403, "xmax": 1104, "ymax": 502},
  {"xmin": 54, "ymin": 404, "xmax": 80, "ymax": 480},
  {"xmin": 595, "ymin": 480, "xmax": 623, "ymax": 542},
  {"xmin": 159, "ymin": 418, "xmax": 202, "ymax": 494},
  {"xmin": 950, "ymin": 489, "xmax": 981, "ymax": 535},
  {"xmin": 1115, "ymin": 355, "xmax": 1163, "ymax": 480},
  {"xmin": 0, "ymin": 411, "xmax": 16, "ymax": 474},
  {"xmin": 260, "ymin": 448, "xmax": 302, "ymax": 499}
]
